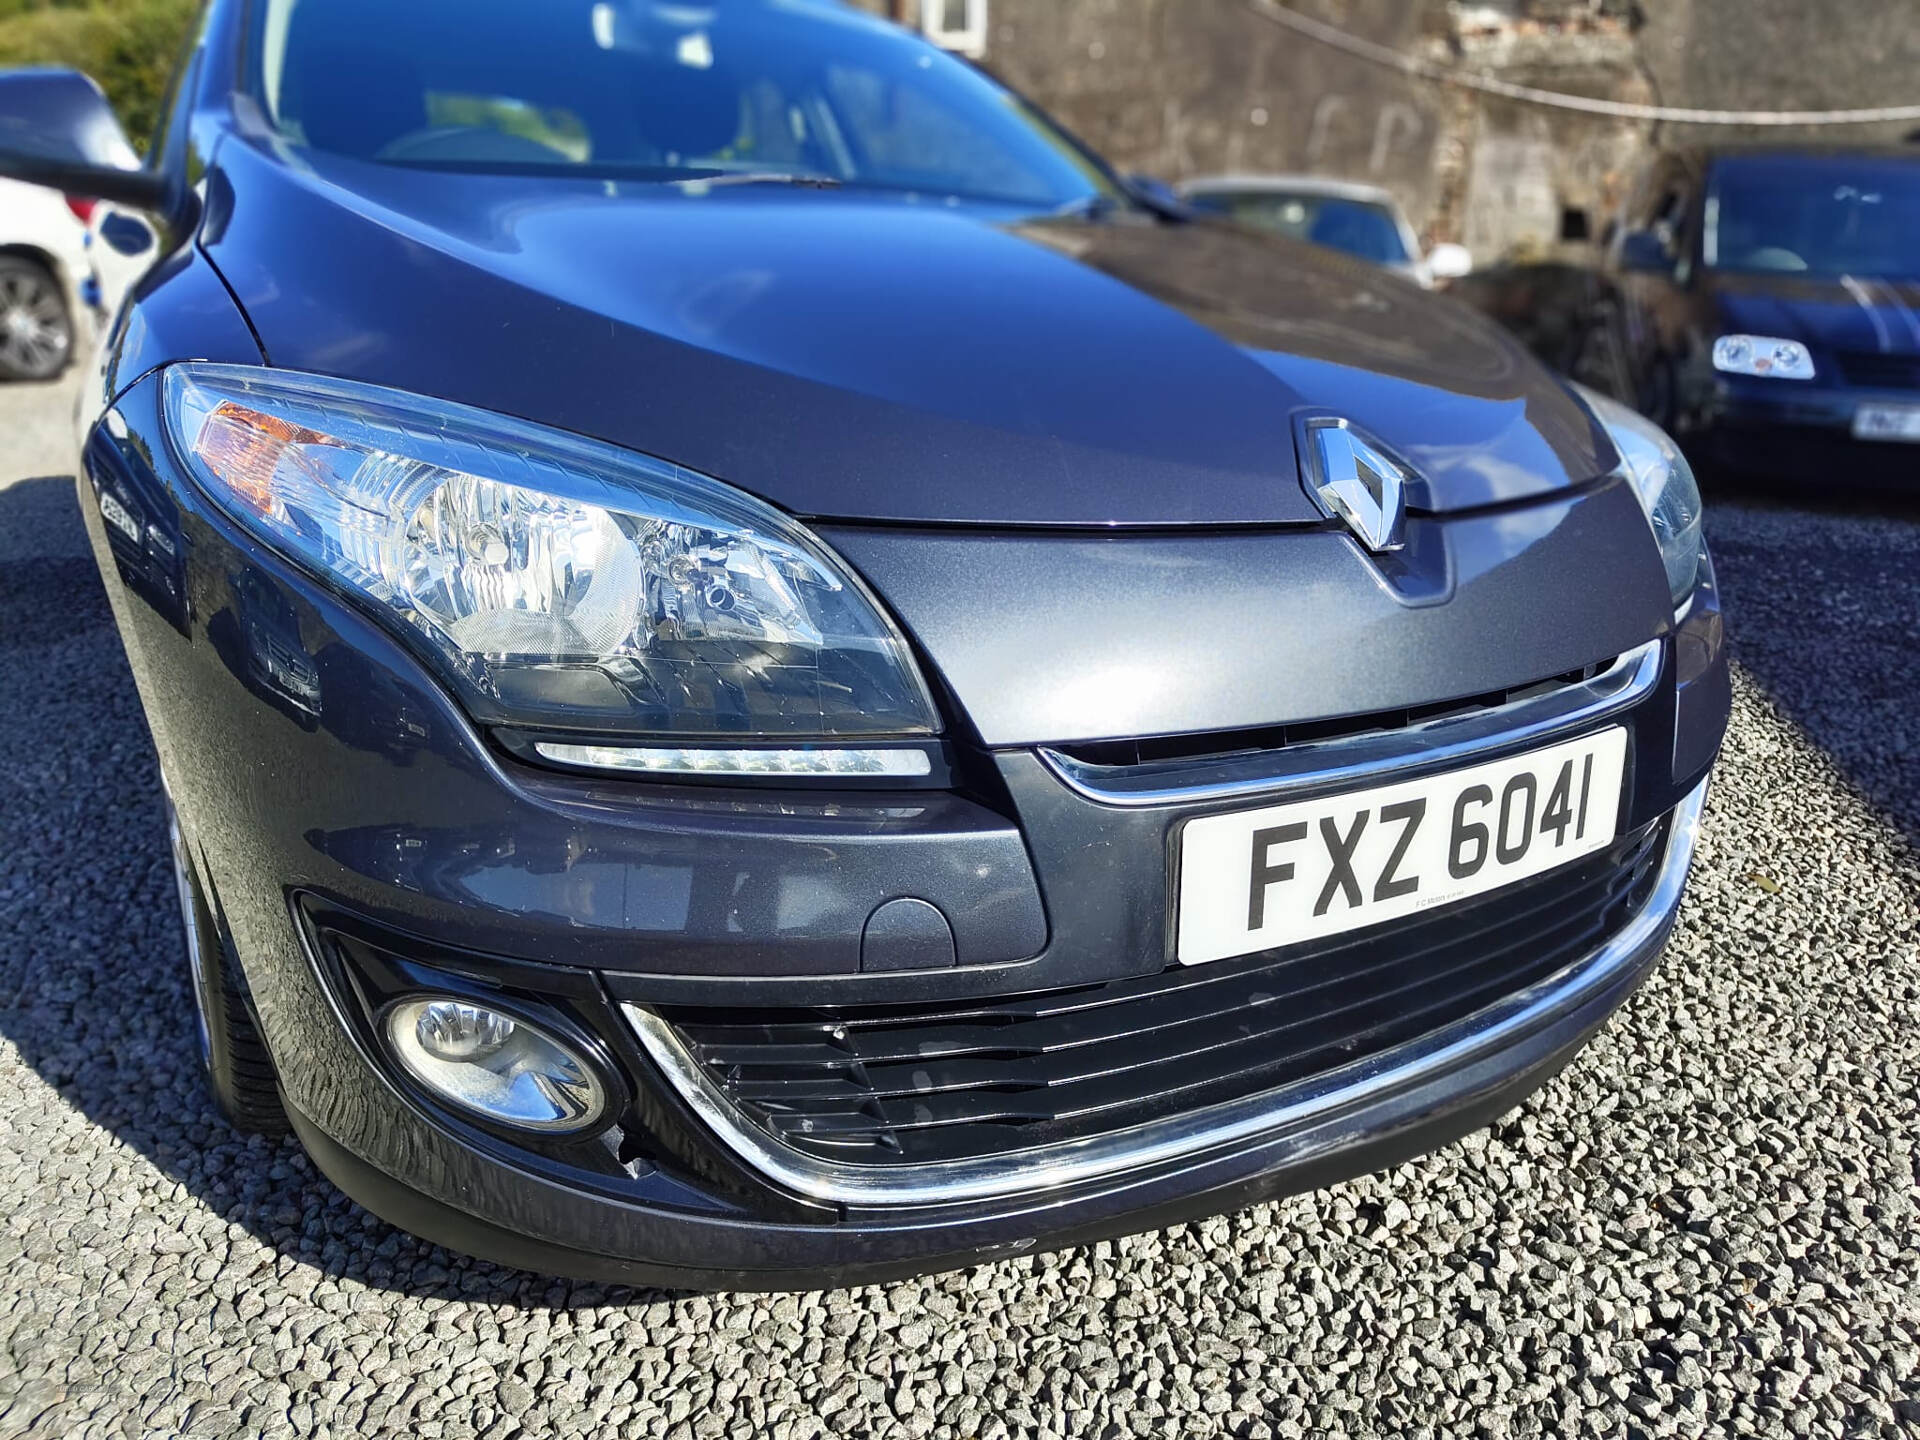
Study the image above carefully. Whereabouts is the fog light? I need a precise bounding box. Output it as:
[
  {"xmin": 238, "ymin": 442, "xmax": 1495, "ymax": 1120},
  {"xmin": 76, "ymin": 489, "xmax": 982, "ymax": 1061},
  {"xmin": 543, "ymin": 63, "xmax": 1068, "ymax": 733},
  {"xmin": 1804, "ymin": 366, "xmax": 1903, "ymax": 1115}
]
[
  {"xmin": 385, "ymin": 997, "xmax": 606, "ymax": 1132},
  {"xmin": 414, "ymin": 1000, "xmax": 515, "ymax": 1061}
]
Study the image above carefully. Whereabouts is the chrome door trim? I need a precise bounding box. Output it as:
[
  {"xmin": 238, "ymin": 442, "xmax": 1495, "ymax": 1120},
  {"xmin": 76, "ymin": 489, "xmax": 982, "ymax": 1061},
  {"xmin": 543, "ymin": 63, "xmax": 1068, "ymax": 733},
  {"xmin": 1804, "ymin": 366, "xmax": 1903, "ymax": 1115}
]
[
  {"xmin": 621, "ymin": 778, "xmax": 1704, "ymax": 1210},
  {"xmin": 1035, "ymin": 638, "xmax": 1664, "ymax": 809}
]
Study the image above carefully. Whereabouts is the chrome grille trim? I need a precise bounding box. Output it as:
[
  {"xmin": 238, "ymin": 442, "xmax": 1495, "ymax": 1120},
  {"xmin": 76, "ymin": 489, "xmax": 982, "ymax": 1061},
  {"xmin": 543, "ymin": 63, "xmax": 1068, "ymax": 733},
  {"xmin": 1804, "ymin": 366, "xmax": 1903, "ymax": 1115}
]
[
  {"xmin": 620, "ymin": 778, "xmax": 1704, "ymax": 1209},
  {"xmin": 1036, "ymin": 639, "xmax": 1664, "ymax": 808}
]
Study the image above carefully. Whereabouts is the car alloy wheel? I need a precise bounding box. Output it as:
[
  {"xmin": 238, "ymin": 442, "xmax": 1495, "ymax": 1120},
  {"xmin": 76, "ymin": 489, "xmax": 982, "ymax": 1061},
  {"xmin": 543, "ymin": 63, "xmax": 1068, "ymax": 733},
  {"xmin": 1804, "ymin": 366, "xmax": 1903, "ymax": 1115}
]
[{"xmin": 0, "ymin": 257, "xmax": 73, "ymax": 382}]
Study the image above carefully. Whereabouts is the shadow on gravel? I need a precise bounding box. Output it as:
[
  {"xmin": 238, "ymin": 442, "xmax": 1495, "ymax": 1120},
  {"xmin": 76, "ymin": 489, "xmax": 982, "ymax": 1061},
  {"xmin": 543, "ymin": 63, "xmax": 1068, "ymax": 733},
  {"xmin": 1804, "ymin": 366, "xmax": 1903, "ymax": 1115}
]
[
  {"xmin": 1701, "ymin": 485, "xmax": 1920, "ymax": 859},
  {"xmin": 0, "ymin": 476, "xmax": 676, "ymax": 1309}
]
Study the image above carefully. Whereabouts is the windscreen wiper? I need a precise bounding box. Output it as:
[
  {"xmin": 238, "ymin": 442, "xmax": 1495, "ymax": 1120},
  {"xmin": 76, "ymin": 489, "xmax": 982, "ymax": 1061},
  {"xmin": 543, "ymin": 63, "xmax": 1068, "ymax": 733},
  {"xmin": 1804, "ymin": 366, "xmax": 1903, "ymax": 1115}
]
[{"xmin": 675, "ymin": 171, "xmax": 846, "ymax": 191}]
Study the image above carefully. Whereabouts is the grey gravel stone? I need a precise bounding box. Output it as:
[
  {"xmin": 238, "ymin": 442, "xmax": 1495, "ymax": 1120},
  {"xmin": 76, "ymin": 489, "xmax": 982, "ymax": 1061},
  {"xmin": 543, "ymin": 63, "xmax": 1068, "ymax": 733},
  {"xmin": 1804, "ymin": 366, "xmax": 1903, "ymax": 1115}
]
[{"xmin": 2, "ymin": 378, "xmax": 1917, "ymax": 1439}]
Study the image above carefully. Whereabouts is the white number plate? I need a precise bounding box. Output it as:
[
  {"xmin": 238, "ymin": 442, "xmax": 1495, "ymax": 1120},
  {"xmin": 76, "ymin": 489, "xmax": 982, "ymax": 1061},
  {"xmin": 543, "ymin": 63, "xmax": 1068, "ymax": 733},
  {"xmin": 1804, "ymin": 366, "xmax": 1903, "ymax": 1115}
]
[
  {"xmin": 1852, "ymin": 403, "xmax": 1920, "ymax": 443},
  {"xmin": 1176, "ymin": 728, "xmax": 1628, "ymax": 966}
]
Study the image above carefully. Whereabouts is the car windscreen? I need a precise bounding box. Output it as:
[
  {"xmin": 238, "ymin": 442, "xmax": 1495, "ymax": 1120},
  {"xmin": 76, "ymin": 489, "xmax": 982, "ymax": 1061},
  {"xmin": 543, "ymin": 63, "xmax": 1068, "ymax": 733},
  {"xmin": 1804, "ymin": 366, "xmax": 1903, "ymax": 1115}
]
[
  {"xmin": 1704, "ymin": 159, "xmax": 1920, "ymax": 280},
  {"xmin": 1187, "ymin": 191, "xmax": 1410, "ymax": 265},
  {"xmin": 252, "ymin": 0, "xmax": 1117, "ymax": 210}
]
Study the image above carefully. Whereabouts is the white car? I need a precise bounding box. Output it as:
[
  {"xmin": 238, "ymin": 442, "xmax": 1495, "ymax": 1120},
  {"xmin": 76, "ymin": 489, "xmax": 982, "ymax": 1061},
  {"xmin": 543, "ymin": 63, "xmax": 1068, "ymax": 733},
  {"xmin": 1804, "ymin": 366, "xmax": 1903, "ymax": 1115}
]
[
  {"xmin": 85, "ymin": 199, "xmax": 160, "ymax": 327},
  {"xmin": 1179, "ymin": 174, "xmax": 1473, "ymax": 289},
  {"xmin": 0, "ymin": 175, "xmax": 96, "ymax": 380}
]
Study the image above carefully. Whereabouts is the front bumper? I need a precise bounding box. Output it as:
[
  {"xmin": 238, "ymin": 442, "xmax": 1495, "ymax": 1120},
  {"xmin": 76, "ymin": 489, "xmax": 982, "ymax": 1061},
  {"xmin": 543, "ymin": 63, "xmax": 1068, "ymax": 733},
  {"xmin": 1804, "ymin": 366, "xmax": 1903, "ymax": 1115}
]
[
  {"xmin": 80, "ymin": 369, "xmax": 1731, "ymax": 1287},
  {"xmin": 1697, "ymin": 376, "xmax": 1920, "ymax": 485},
  {"xmin": 289, "ymin": 781, "xmax": 1696, "ymax": 1289}
]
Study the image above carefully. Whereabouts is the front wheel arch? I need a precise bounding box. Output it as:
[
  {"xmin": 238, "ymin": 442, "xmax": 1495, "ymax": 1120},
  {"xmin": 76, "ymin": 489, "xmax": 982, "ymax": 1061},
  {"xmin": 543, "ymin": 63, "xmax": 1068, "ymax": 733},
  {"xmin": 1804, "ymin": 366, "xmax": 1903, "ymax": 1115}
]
[{"xmin": 166, "ymin": 801, "xmax": 289, "ymax": 1136}]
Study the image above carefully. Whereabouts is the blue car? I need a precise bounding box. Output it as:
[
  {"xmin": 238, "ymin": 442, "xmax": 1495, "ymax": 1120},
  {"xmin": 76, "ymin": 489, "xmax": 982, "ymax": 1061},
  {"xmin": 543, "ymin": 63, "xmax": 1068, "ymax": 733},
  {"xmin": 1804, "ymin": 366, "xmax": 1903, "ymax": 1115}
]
[
  {"xmin": 1462, "ymin": 146, "xmax": 1920, "ymax": 487},
  {"xmin": 0, "ymin": 0, "xmax": 1727, "ymax": 1288}
]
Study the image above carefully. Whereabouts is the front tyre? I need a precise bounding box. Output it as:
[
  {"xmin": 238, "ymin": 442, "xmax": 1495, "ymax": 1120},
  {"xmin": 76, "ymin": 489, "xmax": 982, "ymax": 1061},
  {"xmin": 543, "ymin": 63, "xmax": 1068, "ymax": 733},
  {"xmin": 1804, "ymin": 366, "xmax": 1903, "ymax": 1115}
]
[
  {"xmin": 1638, "ymin": 355, "xmax": 1679, "ymax": 433},
  {"xmin": 0, "ymin": 255, "xmax": 74, "ymax": 381},
  {"xmin": 168, "ymin": 803, "xmax": 288, "ymax": 1135}
]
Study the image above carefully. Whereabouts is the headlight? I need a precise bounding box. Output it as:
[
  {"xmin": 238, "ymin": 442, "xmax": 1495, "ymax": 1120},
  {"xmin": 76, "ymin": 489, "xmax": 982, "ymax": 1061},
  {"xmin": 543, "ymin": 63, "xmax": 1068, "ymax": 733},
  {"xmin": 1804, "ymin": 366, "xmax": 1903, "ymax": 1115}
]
[
  {"xmin": 1578, "ymin": 386, "xmax": 1704, "ymax": 616},
  {"xmin": 1712, "ymin": 334, "xmax": 1815, "ymax": 381},
  {"xmin": 163, "ymin": 365, "xmax": 939, "ymax": 745}
]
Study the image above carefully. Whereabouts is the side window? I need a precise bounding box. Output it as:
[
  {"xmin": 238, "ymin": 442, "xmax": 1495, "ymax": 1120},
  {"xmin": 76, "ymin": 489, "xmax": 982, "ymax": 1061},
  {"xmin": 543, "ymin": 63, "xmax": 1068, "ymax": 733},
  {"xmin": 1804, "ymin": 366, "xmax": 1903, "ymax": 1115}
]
[
  {"xmin": 1652, "ymin": 187, "xmax": 1689, "ymax": 252},
  {"xmin": 1642, "ymin": 161, "xmax": 1704, "ymax": 259},
  {"xmin": 147, "ymin": 0, "xmax": 211, "ymax": 167},
  {"xmin": 1624, "ymin": 163, "xmax": 1668, "ymax": 230},
  {"xmin": 1668, "ymin": 171, "xmax": 1702, "ymax": 282},
  {"xmin": 1637, "ymin": 177, "xmax": 1678, "ymax": 248},
  {"xmin": 1615, "ymin": 160, "xmax": 1690, "ymax": 274}
]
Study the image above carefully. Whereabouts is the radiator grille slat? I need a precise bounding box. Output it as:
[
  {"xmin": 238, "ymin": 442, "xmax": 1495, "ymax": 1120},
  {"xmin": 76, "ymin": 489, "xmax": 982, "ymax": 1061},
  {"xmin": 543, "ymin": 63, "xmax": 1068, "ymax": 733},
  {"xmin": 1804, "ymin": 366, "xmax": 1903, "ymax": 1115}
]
[
  {"xmin": 1836, "ymin": 350, "xmax": 1920, "ymax": 390},
  {"xmin": 726, "ymin": 875, "xmax": 1624, "ymax": 1105},
  {"xmin": 656, "ymin": 819, "xmax": 1666, "ymax": 1167}
]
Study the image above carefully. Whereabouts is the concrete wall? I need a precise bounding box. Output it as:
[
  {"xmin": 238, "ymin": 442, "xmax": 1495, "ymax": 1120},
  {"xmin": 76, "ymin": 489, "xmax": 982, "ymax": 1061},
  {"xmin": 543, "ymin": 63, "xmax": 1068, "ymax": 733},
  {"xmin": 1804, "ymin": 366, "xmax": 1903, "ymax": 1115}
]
[{"xmin": 855, "ymin": 0, "xmax": 1920, "ymax": 261}]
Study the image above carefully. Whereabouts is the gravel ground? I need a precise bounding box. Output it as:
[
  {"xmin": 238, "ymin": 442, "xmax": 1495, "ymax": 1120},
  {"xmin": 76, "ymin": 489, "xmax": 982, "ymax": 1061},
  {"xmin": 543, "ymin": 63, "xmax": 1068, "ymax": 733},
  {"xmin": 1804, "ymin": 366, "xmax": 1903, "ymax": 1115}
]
[{"xmin": 1, "ymin": 373, "xmax": 1917, "ymax": 1439}]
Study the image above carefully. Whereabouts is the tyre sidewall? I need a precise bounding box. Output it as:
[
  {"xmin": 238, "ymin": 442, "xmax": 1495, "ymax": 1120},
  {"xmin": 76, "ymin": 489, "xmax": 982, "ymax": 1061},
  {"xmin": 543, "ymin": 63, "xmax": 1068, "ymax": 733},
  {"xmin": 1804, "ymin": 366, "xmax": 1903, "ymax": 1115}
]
[
  {"xmin": 167, "ymin": 803, "xmax": 288, "ymax": 1135},
  {"xmin": 0, "ymin": 255, "xmax": 74, "ymax": 382}
]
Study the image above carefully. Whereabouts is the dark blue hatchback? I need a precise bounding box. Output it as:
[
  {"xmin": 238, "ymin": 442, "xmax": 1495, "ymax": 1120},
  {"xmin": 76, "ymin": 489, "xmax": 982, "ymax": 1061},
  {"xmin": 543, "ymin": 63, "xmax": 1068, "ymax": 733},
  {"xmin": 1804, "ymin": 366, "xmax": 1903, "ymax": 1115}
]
[
  {"xmin": 0, "ymin": 0, "xmax": 1726, "ymax": 1287},
  {"xmin": 1459, "ymin": 145, "xmax": 1920, "ymax": 488}
]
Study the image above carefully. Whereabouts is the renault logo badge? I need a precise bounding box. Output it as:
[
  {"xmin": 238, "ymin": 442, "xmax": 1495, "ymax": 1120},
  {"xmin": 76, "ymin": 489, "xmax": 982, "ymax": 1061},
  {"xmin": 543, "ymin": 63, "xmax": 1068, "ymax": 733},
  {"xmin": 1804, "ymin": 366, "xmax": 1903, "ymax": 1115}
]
[{"xmin": 1307, "ymin": 420, "xmax": 1409, "ymax": 553}]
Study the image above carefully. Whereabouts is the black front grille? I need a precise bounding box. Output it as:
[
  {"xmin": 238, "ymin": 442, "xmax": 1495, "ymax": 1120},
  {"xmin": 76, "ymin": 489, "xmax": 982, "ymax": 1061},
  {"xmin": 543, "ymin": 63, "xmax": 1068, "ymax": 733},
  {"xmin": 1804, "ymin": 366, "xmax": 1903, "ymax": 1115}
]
[
  {"xmin": 1055, "ymin": 660, "xmax": 1610, "ymax": 770},
  {"xmin": 654, "ymin": 818, "xmax": 1669, "ymax": 1167},
  {"xmin": 1836, "ymin": 351, "xmax": 1920, "ymax": 390}
]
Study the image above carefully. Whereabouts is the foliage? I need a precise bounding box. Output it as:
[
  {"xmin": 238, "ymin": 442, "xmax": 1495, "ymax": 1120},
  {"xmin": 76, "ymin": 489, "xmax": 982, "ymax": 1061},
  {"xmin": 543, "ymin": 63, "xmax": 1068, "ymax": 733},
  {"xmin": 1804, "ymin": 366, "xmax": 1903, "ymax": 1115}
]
[{"xmin": 0, "ymin": 0, "xmax": 200, "ymax": 152}]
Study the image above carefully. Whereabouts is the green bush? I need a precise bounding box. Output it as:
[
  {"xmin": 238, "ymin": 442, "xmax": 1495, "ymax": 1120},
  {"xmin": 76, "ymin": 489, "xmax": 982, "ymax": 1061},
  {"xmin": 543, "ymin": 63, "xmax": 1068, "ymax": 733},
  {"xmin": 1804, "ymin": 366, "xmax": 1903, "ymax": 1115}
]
[{"xmin": 0, "ymin": 0, "xmax": 200, "ymax": 152}]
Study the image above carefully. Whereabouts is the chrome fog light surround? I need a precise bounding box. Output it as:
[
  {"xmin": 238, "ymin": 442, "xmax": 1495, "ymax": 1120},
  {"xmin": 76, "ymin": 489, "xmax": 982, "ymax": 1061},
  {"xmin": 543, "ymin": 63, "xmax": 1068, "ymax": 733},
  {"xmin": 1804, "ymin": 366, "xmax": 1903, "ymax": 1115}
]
[{"xmin": 383, "ymin": 996, "xmax": 608, "ymax": 1133}]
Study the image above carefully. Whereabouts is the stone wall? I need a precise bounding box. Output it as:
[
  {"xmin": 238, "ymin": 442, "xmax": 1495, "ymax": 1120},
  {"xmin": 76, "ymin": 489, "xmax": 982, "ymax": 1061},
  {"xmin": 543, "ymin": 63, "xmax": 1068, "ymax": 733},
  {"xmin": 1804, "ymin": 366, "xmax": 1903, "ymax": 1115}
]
[
  {"xmin": 853, "ymin": 0, "xmax": 1920, "ymax": 262},
  {"xmin": 863, "ymin": 0, "xmax": 1457, "ymax": 232}
]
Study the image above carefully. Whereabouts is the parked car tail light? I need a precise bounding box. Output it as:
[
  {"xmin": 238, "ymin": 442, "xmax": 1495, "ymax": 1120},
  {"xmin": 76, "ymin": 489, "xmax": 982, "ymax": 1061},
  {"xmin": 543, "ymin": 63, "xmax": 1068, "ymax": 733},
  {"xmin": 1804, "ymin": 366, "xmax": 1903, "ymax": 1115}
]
[
  {"xmin": 163, "ymin": 364, "xmax": 941, "ymax": 749},
  {"xmin": 64, "ymin": 195, "xmax": 97, "ymax": 224}
]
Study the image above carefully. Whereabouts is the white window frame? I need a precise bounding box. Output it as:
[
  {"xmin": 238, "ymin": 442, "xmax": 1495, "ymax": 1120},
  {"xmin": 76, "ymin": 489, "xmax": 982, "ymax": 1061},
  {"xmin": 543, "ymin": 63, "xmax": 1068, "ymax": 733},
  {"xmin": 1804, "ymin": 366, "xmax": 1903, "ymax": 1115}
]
[{"xmin": 921, "ymin": 0, "xmax": 988, "ymax": 58}]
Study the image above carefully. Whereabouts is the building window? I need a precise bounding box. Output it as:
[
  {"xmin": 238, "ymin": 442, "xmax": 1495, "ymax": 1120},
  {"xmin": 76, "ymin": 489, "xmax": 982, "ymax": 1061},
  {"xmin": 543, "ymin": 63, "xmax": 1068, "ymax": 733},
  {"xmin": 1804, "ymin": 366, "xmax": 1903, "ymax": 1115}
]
[{"xmin": 922, "ymin": 0, "xmax": 988, "ymax": 58}]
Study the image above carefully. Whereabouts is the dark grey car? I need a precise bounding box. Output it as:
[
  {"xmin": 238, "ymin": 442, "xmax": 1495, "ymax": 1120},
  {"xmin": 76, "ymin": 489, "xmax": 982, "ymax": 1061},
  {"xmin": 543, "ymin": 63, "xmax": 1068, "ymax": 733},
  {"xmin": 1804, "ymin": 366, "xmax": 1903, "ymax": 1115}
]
[{"xmin": 0, "ymin": 0, "xmax": 1727, "ymax": 1288}]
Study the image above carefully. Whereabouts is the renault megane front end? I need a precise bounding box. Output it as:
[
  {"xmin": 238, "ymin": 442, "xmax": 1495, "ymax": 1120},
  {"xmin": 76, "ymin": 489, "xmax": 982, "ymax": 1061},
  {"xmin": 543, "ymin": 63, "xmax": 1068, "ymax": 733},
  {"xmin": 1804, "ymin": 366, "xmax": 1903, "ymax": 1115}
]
[{"xmin": 0, "ymin": 0, "xmax": 1728, "ymax": 1287}]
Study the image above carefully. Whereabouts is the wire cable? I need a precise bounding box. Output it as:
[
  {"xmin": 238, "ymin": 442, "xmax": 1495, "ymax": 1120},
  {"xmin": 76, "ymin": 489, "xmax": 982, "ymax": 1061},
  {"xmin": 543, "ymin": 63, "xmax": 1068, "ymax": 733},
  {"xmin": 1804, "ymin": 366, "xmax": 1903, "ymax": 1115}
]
[{"xmin": 1245, "ymin": 0, "xmax": 1920, "ymax": 126}]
